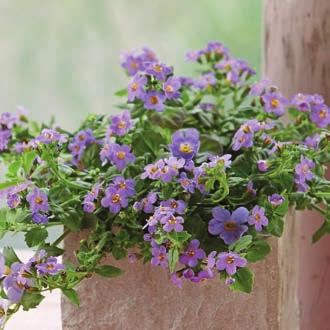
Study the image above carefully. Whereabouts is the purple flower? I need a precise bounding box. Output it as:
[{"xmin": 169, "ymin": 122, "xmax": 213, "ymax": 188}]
[
  {"xmin": 216, "ymin": 252, "xmax": 247, "ymax": 275},
  {"xmin": 32, "ymin": 213, "xmax": 49, "ymax": 224},
  {"xmin": 36, "ymin": 129, "xmax": 68, "ymax": 144},
  {"xmin": 0, "ymin": 299, "xmax": 9, "ymax": 326},
  {"xmin": 249, "ymin": 79, "xmax": 271, "ymax": 96},
  {"xmin": 128, "ymin": 74, "xmax": 147, "ymax": 102},
  {"xmin": 215, "ymin": 58, "xmax": 255, "ymax": 85},
  {"xmin": 74, "ymin": 129, "xmax": 95, "ymax": 146},
  {"xmin": 83, "ymin": 201, "xmax": 96, "ymax": 213},
  {"xmin": 179, "ymin": 239, "xmax": 206, "ymax": 267},
  {"xmin": 144, "ymin": 62, "xmax": 172, "ymax": 81},
  {"xmin": 208, "ymin": 207, "xmax": 249, "ymax": 245},
  {"xmin": 257, "ymin": 160, "xmax": 269, "ymax": 172},
  {"xmin": 134, "ymin": 192, "xmax": 158, "ymax": 213},
  {"xmin": 200, "ymin": 103, "xmax": 216, "ymax": 111},
  {"xmin": 206, "ymin": 251, "xmax": 217, "ymax": 269},
  {"xmin": 141, "ymin": 163, "xmax": 161, "ymax": 180},
  {"xmin": 171, "ymin": 273, "xmax": 183, "ymax": 288},
  {"xmin": 143, "ymin": 91, "xmax": 166, "ymax": 112},
  {"xmin": 262, "ymin": 92, "xmax": 288, "ymax": 116},
  {"xmin": 248, "ymin": 205, "xmax": 269, "ymax": 231},
  {"xmin": 107, "ymin": 143, "xmax": 135, "ymax": 171},
  {"xmin": 36, "ymin": 257, "xmax": 64, "ymax": 276},
  {"xmin": 194, "ymin": 72, "xmax": 217, "ymax": 89},
  {"xmin": 246, "ymin": 181, "xmax": 256, "ymax": 197},
  {"xmin": 268, "ymin": 194, "xmax": 285, "ymax": 207},
  {"xmin": 120, "ymin": 53, "xmax": 143, "ymax": 76},
  {"xmin": 232, "ymin": 129, "xmax": 253, "ymax": 151},
  {"xmin": 0, "ymin": 181, "xmax": 31, "ymax": 199},
  {"xmin": 295, "ymin": 156, "xmax": 315, "ymax": 182},
  {"xmin": 310, "ymin": 103, "xmax": 329, "ymax": 128},
  {"xmin": 208, "ymin": 154, "xmax": 232, "ymax": 169},
  {"xmin": 151, "ymin": 245, "xmax": 168, "ymax": 268},
  {"xmin": 0, "ymin": 130, "xmax": 11, "ymax": 151},
  {"xmin": 112, "ymin": 176, "xmax": 135, "ymax": 197},
  {"xmin": 26, "ymin": 188, "xmax": 49, "ymax": 213},
  {"xmin": 161, "ymin": 214, "xmax": 184, "ymax": 232},
  {"xmin": 101, "ymin": 187, "xmax": 128, "ymax": 214},
  {"xmin": 3, "ymin": 263, "xmax": 33, "ymax": 303},
  {"xmin": 7, "ymin": 193, "xmax": 20, "ymax": 209},
  {"xmin": 163, "ymin": 77, "xmax": 181, "ymax": 99},
  {"xmin": 291, "ymin": 93, "xmax": 312, "ymax": 112},
  {"xmin": 295, "ymin": 178, "xmax": 309, "ymax": 192},
  {"xmin": 160, "ymin": 199, "xmax": 186, "ymax": 214},
  {"xmin": 178, "ymin": 172, "xmax": 195, "ymax": 193},
  {"xmin": 303, "ymin": 134, "xmax": 320, "ymax": 150},
  {"xmin": 169, "ymin": 128, "xmax": 200, "ymax": 160}
]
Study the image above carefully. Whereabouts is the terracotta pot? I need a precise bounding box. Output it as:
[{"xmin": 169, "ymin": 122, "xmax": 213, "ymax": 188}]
[{"xmin": 61, "ymin": 209, "xmax": 299, "ymax": 330}]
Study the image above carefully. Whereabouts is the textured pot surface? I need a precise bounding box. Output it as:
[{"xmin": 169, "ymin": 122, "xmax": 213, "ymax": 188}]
[{"xmin": 61, "ymin": 210, "xmax": 298, "ymax": 330}]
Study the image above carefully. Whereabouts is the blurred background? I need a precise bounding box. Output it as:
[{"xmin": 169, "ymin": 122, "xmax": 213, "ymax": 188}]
[{"xmin": 0, "ymin": 0, "xmax": 261, "ymax": 328}]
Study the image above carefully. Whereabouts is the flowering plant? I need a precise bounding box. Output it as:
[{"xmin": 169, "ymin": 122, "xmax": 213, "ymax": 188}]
[{"xmin": 0, "ymin": 41, "xmax": 329, "ymax": 327}]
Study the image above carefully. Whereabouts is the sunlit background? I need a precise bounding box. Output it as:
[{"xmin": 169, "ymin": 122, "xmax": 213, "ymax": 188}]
[{"xmin": 0, "ymin": 0, "xmax": 261, "ymax": 328}]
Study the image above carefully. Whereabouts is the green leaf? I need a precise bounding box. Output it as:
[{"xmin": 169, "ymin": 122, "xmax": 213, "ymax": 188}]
[
  {"xmin": 25, "ymin": 227, "xmax": 48, "ymax": 247},
  {"xmin": 168, "ymin": 247, "xmax": 179, "ymax": 273},
  {"xmin": 131, "ymin": 130, "xmax": 166, "ymax": 156},
  {"xmin": 41, "ymin": 244, "xmax": 64, "ymax": 257},
  {"xmin": 62, "ymin": 288, "xmax": 80, "ymax": 307},
  {"xmin": 231, "ymin": 267, "xmax": 254, "ymax": 293},
  {"xmin": 274, "ymin": 197, "xmax": 289, "ymax": 217},
  {"xmin": 246, "ymin": 240, "xmax": 271, "ymax": 262},
  {"xmin": 167, "ymin": 231, "xmax": 191, "ymax": 246},
  {"xmin": 114, "ymin": 88, "xmax": 128, "ymax": 97},
  {"xmin": 6, "ymin": 161, "xmax": 21, "ymax": 179},
  {"xmin": 267, "ymin": 215, "xmax": 284, "ymax": 237},
  {"xmin": 60, "ymin": 210, "xmax": 82, "ymax": 231},
  {"xmin": 2, "ymin": 247, "xmax": 21, "ymax": 266},
  {"xmin": 0, "ymin": 180, "xmax": 25, "ymax": 191},
  {"xmin": 94, "ymin": 265, "xmax": 123, "ymax": 278},
  {"xmin": 22, "ymin": 150, "xmax": 37, "ymax": 175},
  {"xmin": 312, "ymin": 221, "xmax": 330, "ymax": 243},
  {"xmin": 21, "ymin": 292, "xmax": 45, "ymax": 311},
  {"xmin": 229, "ymin": 235, "xmax": 252, "ymax": 252},
  {"xmin": 112, "ymin": 246, "xmax": 127, "ymax": 260}
]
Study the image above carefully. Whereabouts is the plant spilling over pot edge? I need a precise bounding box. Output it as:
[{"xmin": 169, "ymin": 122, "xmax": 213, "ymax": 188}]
[{"xmin": 0, "ymin": 41, "xmax": 328, "ymax": 326}]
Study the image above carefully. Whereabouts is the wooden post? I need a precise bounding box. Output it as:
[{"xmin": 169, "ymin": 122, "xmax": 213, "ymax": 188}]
[{"xmin": 264, "ymin": 1, "xmax": 330, "ymax": 329}]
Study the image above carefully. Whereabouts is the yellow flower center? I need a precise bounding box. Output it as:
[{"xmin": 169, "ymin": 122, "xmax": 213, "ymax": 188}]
[
  {"xmin": 224, "ymin": 221, "xmax": 237, "ymax": 231},
  {"xmin": 112, "ymin": 194, "xmax": 121, "ymax": 203},
  {"xmin": 239, "ymin": 136, "xmax": 246, "ymax": 143},
  {"xmin": 116, "ymin": 151, "xmax": 126, "ymax": 160},
  {"xmin": 188, "ymin": 249, "xmax": 195, "ymax": 257},
  {"xmin": 131, "ymin": 82, "xmax": 138, "ymax": 91},
  {"xmin": 47, "ymin": 264, "xmax": 55, "ymax": 270},
  {"xmin": 119, "ymin": 182, "xmax": 126, "ymax": 189},
  {"xmin": 255, "ymin": 214, "xmax": 261, "ymax": 222},
  {"xmin": 319, "ymin": 109, "xmax": 327, "ymax": 119},
  {"xmin": 153, "ymin": 64, "xmax": 163, "ymax": 73},
  {"xmin": 242, "ymin": 125, "xmax": 251, "ymax": 133},
  {"xmin": 117, "ymin": 120, "xmax": 126, "ymax": 129},
  {"xmin": 179, "ymin": 143, "xmax": 192, "ymax": 153},
  {"xmin": 35, "ymin": 197, "xmax": 43, "ymax": 205},
  {"xmin": 168, "ymin": 216, "xmax": 177, "ymax": 225},
  {"xmin": 150, "ymin": 96, "xmax": 159, "ymax": 105},
  {"xmin": 271, "ymin": 98, "xmax": 279, "ymax": 108},
  {"xmin": 158, "ymin": 254, "xmax": 165, "ymax": 261},
  {"xmin": 226, "ymin": 256, "xmax": 235, "ymax": 264},
  {"xmin": 171, "ymin": 201, "xmax": 178, "ymax": 209},
  {"xmin": 165, "ymin": 85, "xmax": 174, "ymax": 93}
]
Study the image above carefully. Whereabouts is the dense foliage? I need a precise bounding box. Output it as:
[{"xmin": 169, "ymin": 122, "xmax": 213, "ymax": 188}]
[{"xmin": 0, "ymin": 41, "xmax": 328, "ymax": 327}]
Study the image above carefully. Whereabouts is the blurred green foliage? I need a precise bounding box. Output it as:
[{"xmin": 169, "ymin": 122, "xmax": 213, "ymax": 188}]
[{"xmin": 0, "ymin": 0, "xmax": 261, "ymax": 130}]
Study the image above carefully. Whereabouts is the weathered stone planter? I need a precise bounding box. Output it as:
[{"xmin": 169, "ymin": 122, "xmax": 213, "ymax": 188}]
[{"xmin": 61, "ymin": 209, "xmax": 298, "ymax": 330}]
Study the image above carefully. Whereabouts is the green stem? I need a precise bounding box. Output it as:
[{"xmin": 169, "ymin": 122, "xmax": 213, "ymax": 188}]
[
  {"xmin": 311, "ymin": 204, "xmax": 326, "ymax": 216},
  {"xmin": 52, "ymin": 228, "xmax": 71, "ymax": 246}
]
